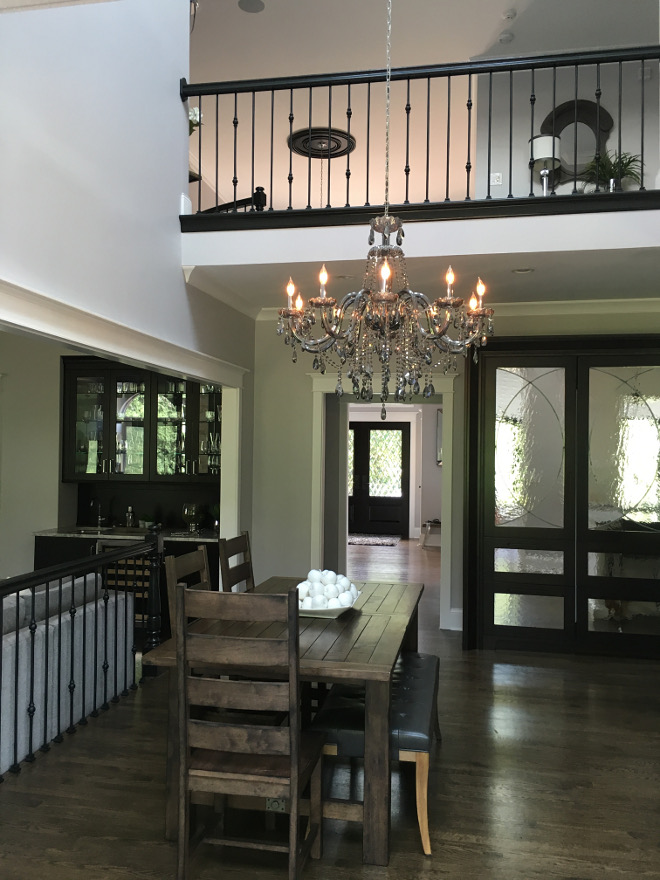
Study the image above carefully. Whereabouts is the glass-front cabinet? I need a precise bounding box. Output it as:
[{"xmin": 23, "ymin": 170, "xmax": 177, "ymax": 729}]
[
  {"xmin": 63, "ymin": 359, "xmax": 221, "ymax": 483},
  {"xmin": 65, "ymin": 365, "xmax": 150, "ymax": 481}
]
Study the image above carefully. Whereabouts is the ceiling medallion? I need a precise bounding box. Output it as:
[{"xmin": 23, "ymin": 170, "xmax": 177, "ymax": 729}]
[{"xmin": 287, "ymin": 127, "xmax": 356, "ymax": 160}]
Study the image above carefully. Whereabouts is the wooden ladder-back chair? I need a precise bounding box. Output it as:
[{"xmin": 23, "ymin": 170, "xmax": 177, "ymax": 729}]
[
  {"xmin": 164, "ymin": 545, "xmax": 212, "ymax": 640},
  {"xmin": 174, "ymin": 586, "xmax": 324, "ymax": 880},
  {"xmin": 218, "ymin": 531, "xmax": 254, "ymax": 592}
]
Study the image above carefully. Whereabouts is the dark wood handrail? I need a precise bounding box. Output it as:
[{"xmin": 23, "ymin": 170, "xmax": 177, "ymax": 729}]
[{"xmin": 181, "ymin": 45, "xmax": 660, "ymax": 99}]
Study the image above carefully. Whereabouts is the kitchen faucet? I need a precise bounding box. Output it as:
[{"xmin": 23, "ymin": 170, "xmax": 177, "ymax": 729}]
[{"xmin": 91, "ymin": 498, "xmax": 104, "ymax": 527}]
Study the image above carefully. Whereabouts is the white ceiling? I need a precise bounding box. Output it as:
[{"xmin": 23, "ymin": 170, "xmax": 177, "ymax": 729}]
[{"xmin": 188, "ymin": 0, "xmax": 660, "ymax": 317}]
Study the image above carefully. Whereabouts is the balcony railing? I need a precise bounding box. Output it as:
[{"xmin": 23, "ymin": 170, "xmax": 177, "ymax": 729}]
[{"xmin": 181, "ymin": 46, "xmax": 660, "ymax": 232}]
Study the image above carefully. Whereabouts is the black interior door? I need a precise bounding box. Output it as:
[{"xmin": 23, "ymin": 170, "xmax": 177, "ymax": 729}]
[
  {"xmin": 348, "ymin": 422, "xmax": 410, "ymax": 536},
  {"xmin": 467, "ymin": 338, "xmax": 660, "ymax": 658}
]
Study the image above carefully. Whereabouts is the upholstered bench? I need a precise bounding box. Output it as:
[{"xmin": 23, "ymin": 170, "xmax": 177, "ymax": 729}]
[{"xmin": 309, "ymin": 651, "xmax": 440, "ymax": 855}]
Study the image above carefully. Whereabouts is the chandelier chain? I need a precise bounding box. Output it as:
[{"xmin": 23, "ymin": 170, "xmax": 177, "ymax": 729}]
[{"xmin": 384, "ymin": 0, "xmax": 392, "ymax": 215}]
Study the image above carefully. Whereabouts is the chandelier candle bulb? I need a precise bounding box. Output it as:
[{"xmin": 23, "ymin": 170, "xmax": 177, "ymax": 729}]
[
  {"xmin": 286, "ymin": 277, "xmax": 295, "ymax": 310},
  {"xmin": 319, "ymin": 264, "xmax": 328, "ymax": 298},
  {"xmin": 295, "ymin": 293, "xmax": 303, "ymax": 311}
]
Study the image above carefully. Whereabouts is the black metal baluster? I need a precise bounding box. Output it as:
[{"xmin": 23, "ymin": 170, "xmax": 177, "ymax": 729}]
[
  {"xmin": 639, "ymin": 60, "xmax": 646, "ymax": 191},
  {"xmin": 572, "ymin": 66, "xmax": 579, "ymax": 193},
  {"xmin": 25, "ymin": 587, "xmax": 37, "ymax": 762},
  {"xmin": 67, "ymin": 576, "xmax": 78, "ymax": 735},
  {"xmin": 250, "ymin": 91, "xmax": 256, "ymax": 211},
  {"xmin": 232, "ymin": 92, "xmax": 239, "ymax": 210},
  {"xmin": 121, "ymin": 577, "xmax": 130, "ymax": 698},
  {"xmin": 617, "ymin": 61, "xmax": 623, "ymax": 190},
  {"xmin": 594, "ymin": 64, "xmax": 602, "ymax": 192},
  {"xmin": 364, "ymin": 83, "xmax": 371, "ymax": 206},
  {"xmin": 345, "ymin": 84, "xmax": 352, "ymax": 207},
  {"xmin": 326, "ymin": 85, "xmax": 332, "ymax": 208},
  {"xmin": 90, "ymin": 568, "xmax": 100, "ymax": 717},
  {"xmin": 404, "ymin": 78, "xmax": 411, "ymax": 204},
  {"xmin": 10, "ymin": 595, "xmax": 20, "ymax": 771},
  {"xmin": 445, "ymin": 76, "xmax": 451, "ymax": 201},
  {"xmin": 424, "ymin": 77, "xmax": 430, "ymax": 203},
  {"xmin": 269, "ymin": 90, "xmax": 275, "ymax": 210},
  {"xmin": 53, "ymin": 581, "xmax": 64, "ymax": 743},
  {"xmin": 550, "ymin": 67, "xmax": 558, "ymax": 195},
  {"xmin": 197, "ymin": 96, "xmax": 203, "ymax": 212},
  {"xmin": 215, "ymin": 94, "xmax": 219, "ymax": 210},
  {"xmin": 111, "ymin": 579, "xmax": 120, "ymax": 703},
  {"xmin": 78, "ymin": 576, "xmax": 89, "ymax": 725},
  {"xmin": 287, "ymin": 88, "xmax": 294, "ymax": 210},
  {"xmin": 101, "ymin": 572, "xmax": 110, "ymax": 712},
  {"xmin": 507, "ymin": 71, "xmax": 513, "ymax": 198},
  {"xmin": 465, "ymin": 73, "xmax": 473, "ymax": 200},
  {"xmin": 306, "ymin": 87, "xmax": 313, "ymax": 209},
  {"xmin": 528, "ymin": 68, "xmax": 536, "ymax": 197},
  {"xmin": 486, "ymin": 72, "xmax": 493, "ymax": 200},
  {"xmin": 40, "ymin": 583, "xmax": 50, "ymax": 752}
]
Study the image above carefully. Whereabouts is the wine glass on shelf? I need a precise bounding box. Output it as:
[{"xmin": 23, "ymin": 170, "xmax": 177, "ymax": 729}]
[{"xmin": 182, "ymin": 502, "xmax": 199, "ymax": 534}]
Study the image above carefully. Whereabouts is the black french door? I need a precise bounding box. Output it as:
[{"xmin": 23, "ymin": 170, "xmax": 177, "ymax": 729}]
[
  {"xmin": 348, "ymin": 422, "xmax": 410, "ymax": 536},
  {"xmin": 467, "ymin": 338, "xmax": 660, "ymax": 658}
]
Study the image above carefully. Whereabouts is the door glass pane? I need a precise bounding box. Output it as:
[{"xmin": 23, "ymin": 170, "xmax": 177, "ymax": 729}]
[
  {"xmin": 369, "ymin": 430, "xmax": 402, "ymax": 497},
  {"xmin": 494, "ymin": 593, "xmax": 564, "ymax": 628},
  {"xmin": 495, "ymin": 367, "xmax": 565, "ymax": 528},
  {"xmin": 116, "ymin": 380, "xmax": 145, "ymax": 476},
  {"xmin": 588, "ymin": 552, "xmax": 660, "ymax": 579},
  {"xmin": 589, "ymin": 366, "xmax": 660, "ymax": 531},
  {"xmin": 494, "ymin": 548, "xmax": 564, "ymax": 575},
  {"xmin": 589, "ymin": 599, "xmax": 660, "ymax": 634},
  {"xmin": 74, "ymin": 376, "xmax": 105, "ymax": 475},
  {"xmin": 347, "ymin": 429, "xmax": 354, "ymax": 496}
]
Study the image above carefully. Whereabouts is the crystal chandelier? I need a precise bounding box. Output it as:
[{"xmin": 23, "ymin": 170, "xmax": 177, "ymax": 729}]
[{"xmin": 277, "ymin": 0, "xmax": 494, "ymax": 420}]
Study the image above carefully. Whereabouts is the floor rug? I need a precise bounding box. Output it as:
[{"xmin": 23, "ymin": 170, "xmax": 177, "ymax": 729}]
[{"xmin": 348, "ymin": 534, "xmax": 401, "ymax": 546}]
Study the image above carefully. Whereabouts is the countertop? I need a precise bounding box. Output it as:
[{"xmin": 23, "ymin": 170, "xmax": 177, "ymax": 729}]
[{"xmin": 34, "ymin": 527, "xmax": 219, "ymax": 544}]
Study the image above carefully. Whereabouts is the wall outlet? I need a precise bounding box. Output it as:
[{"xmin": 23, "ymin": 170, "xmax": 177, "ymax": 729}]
[{"xmin": 490, "ymin": 172, "xmax": 503, "ymax": 186}]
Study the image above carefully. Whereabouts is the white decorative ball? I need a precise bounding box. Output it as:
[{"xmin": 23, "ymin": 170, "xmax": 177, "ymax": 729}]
[
  {"xmin": 312, "ymin": 594, "xmax": 328, "ymax": 609},
  {"xmin": 338, "ymin": 590, "xmax": 353, "ymax": 607},
  {"xmin": 327, "ymin": 597, "xmax": 341, "ymax": 609},
  {"xmin": 336, "ymin": 575, "xmax": 351, "ymax": 591},
  {"xmin": 307, "ymin": 569, "xmax": 322, "ymax": 582},
  {"xmin": 321, "ymin": 570, "xmax": 337, "ymax": 585},
  {"xmin": 309, "ymin": 582, "xmax": 325, "ymax": 597},
  {"xmin": 349, "ymin": 584, "xmax": 359, "ymax": 599},
  {"xmin": 323, "ymin": 584, "xmax": 339, "ymax": 599},
  {"xmin": 297, "ymin": 580, "xmax": 311, "ymax": 599},
  {"xmin": 301, "ymin": 596, "xmax": 313, "ymax": 609}
]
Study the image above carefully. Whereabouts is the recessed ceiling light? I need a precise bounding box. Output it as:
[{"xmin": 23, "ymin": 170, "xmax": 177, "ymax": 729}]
[
  {"xmin": 498, "ymin": 31, "xmax": 514, "ymax": 44},
  {"xmin": 512, "ymin": 267, "xmax": 534, "ymax": 274}
]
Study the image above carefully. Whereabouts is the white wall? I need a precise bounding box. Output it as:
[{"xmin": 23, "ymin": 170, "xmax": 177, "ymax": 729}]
[
  {"xmin": 0, "ymin": 0, "xmax": 242, "ymax": 367},
  {"xmin": 0, "ymin": 332, "xmax": 75, "ymax": 576}
]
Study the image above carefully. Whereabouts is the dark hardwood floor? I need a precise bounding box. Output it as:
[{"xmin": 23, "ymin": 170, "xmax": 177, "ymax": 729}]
[{"xmin": 1, "ymin": 540, "xmax": 659, "ymax": 879}]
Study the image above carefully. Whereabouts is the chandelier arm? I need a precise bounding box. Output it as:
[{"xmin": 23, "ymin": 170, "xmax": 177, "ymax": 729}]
[
  {"xmin": 399, "ymin": 289, "xmax": 455, "ymax": 339},
  {"xmin": 317, "ymin": 290, "xmax": 368, "ymax": 340}
]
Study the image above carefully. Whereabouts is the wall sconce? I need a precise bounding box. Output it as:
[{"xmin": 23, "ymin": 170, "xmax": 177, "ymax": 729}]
[{"xmin": 529, "ymin": 135, "xmax": 562, "ymax": 196}]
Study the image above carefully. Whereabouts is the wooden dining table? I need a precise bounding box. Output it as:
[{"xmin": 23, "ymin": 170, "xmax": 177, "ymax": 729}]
[{"xmin": 142, "ymin": 576, "xmax": 424, "ymax": 867}]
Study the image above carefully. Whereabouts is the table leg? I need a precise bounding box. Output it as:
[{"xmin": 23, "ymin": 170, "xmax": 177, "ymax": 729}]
[
  {"xmin": 363, "ymin": 678, "xmax": 391, "ymax": 866},
  {"xmin": 164, "ymin": 668, "xmax": 178, "ymax": 840},
  {"xmin": 402, "ymin": 606, "xmax": 419, "ymax": 652}
]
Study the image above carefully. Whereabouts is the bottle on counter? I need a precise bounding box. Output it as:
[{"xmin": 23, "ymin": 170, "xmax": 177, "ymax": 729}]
[{"xmin": 126, "ymin": 506, "xmax": 135, "ymax": 528}]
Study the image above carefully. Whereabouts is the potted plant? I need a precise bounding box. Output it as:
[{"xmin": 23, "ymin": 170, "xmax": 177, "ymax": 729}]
[{"xmin": 582, "ymin": 150, "xmax": 642, "ymax": 192}]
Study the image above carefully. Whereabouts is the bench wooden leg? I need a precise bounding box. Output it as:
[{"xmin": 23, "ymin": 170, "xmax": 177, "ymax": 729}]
[{"xmin": 399, "ymin": 750, "xmax": 431, "ymax": 856}]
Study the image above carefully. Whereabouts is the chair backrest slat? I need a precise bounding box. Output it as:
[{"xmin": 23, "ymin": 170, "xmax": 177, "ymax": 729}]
[
  {"xmin": 187, "ymin": 676, "xmax": 290, "ymax": 712},
  {"xmin": 185, "ymin": 632, "xmax": 289, "ymax": 668},
  {"xmin": 188, "ymin": 719, "xmax": 291, "ymax": 755},
  {"xmin": 185, "ymin": 589, "xmax": 282, "ymax": 623},
  {"xmin": 165, "ymin": 545, "xmax": 212, "ymax": 639}
]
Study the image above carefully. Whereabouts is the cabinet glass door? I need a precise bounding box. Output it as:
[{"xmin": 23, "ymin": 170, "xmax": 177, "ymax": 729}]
[
  {"xmin": 114, "ymin": 378, "xmax": 147, "ymax": 477},
  {"xmin": 73, "ymin": 375, "xmax": 106, "ymax": 476},
  {"xmin": 153, "ymin": 377, "xmax": 188, "ymax": 477},
  {"xmin": 197, "ymin": 384, "xmax": 222, "ymax": 476}
]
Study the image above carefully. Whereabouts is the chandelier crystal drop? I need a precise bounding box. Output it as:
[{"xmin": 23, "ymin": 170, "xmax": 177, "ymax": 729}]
[{"xmin": 276, "ymin": 0, "xmax": 494, "ymax": 419}]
